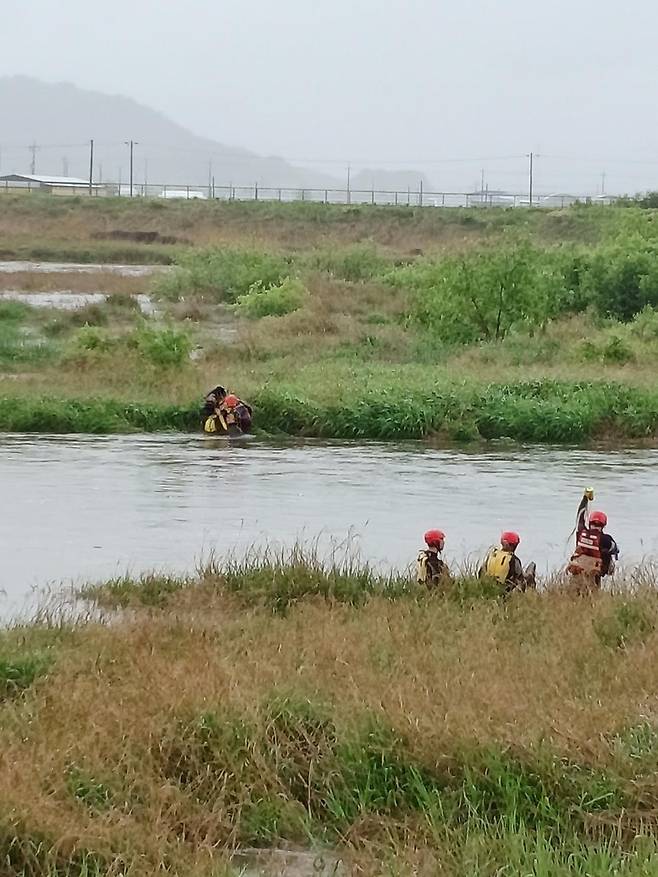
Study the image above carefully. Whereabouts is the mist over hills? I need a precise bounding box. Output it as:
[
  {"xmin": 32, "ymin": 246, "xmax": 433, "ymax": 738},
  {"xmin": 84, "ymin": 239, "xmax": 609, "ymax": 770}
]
[{"xmin": 0, "ymin": 77, "xmax": 430, "ymax": 192}]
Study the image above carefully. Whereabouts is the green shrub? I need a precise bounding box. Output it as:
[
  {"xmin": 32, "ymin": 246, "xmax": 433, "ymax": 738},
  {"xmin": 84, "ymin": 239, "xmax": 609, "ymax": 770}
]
[
  {"xmin": 581, "ymin": 335, "xmax": 635, "ymax": 365},
  {"xmin": 0, "ymin": 300, "xmax": 31, "ymax": 322},
  {"xmin": 72, "ymin": 325, "xmax": 113, "ymax": 352},
  {"xmin": 235, "ymin": 276, "xmax": 307, "ymax": 319},
  {"xmin": 155, "ymin": 247, "xmax": 292, "ymax": 302},
  {"xmin": 0, "ymin": 654, "xmax": 51, "ymax": 699},
  {"xmin": 390, "ymin": 243, "xmax": 573, "ymax": 344},
  {"xmin": 631, "ymin": 306, "xmax": 658, "ymax": 340},
  {"xmin": 129, "ymin": 324, "xmax": 191, "ymax": 366},
  {"xmin": 306, "ymin": 244, "xmax": 392, "ymax": 282},
  {"xmin": 580, "ymin": 239, "xmax": 658, "ymax": 321}
]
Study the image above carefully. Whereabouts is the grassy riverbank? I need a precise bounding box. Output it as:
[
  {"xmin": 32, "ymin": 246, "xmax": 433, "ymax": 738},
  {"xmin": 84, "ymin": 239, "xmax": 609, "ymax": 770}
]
[
  {"xmin": 5, "ymin": 555, "xmax": 658, "ymax": 875},
  {"xmin": 3, "ymin": 379, "xmax": 658, "ymax": 442},
  {"xmin": 2, "ymin": 200, "xmax": 658, "ymax": 442}
]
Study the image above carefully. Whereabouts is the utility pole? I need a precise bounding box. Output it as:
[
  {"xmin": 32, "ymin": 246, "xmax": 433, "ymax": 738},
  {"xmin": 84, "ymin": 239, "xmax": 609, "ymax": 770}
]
[
  {"xmin": 29, "ymin": 142, "xmax": 39, "ymax": 175},
  {"xmin": 124, "ymin": 140, "xmax": 138, "ymax": 197},
  {"xmin": 88, "ymin": 139, "xmax": 94, "ymax": 195},
  {"xmin": 528, "ymin": 151, "xmax": 534, "ymax": 207}
]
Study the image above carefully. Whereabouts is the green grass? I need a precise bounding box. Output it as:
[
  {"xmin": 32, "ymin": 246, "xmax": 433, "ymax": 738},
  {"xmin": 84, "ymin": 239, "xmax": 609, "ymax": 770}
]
[{"xmin": 3, "ymin": 379, "xmax": 658, "ymax": 440}]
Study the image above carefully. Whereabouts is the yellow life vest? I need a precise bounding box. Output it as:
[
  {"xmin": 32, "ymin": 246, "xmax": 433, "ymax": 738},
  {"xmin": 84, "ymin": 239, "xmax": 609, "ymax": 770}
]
[
  {"xmin": 417, "ymin": 551, "xmax": 430, "ymax": 584},
  {"xmin": 204, "ymin": 415, "xmax": 217, "ymax": 433},
  {"xmin": 484, "ymin": 548, "xmax": 514, "ymax": 584}
]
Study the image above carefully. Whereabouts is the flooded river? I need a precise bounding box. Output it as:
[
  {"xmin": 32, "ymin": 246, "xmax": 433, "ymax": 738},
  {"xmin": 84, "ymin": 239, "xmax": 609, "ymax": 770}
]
[{"xmin": 1, "ymin": 434, "xmax": 657, "ymax": 615}]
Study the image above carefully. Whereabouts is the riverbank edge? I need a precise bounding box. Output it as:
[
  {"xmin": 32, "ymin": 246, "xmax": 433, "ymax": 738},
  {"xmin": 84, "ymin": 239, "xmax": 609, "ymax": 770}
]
[{"xmin": 2, "ymin": 380, "xmax": 658, "ymax": 442}]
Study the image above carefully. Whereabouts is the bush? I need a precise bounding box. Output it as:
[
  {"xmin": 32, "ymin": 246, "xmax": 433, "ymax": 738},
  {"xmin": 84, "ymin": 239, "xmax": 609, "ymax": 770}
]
[
  {"xmin": 129, "ymin": 324, "xmax": 191, "ymax": 366},
  {"xmin": 390, "ymin": 243, "xmax": 574, "ymax": 344},
  {"xmin": 580, "ymin": 335, "xmax": 635, "ymax": 365},
  {"xmin": 0, "ymin": 300, "xmax": 31, "ymax": 322},
  {"xmin": 235, "ymin": 276, "xmax": 307, "ymax": 319},
  {"xmin": 306, "ymin": 244, "xmax": 392, "ymax": 282},
  {"xmin": 155, "ymin": 247, "xmax": 292, "ymax": 303},
  {"xmin": 580, "ymin": 239, "xmax": 658, "ymax": 321}
]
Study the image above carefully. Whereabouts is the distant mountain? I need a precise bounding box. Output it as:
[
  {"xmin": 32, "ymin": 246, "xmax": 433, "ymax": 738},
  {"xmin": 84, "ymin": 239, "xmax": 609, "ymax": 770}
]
[{"xmin": 0, "ymin": 76, "xmax": 337, "ymax": 190}]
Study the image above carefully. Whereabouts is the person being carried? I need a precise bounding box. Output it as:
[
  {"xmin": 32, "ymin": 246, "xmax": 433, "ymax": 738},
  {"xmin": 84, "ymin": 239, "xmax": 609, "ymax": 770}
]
[
  {"xmin": 567, "ymin": 489, "xmax": 618, "ymax": 590},
  {"xmin": 479, "ymin": 531, "xmax": 536, "ymax": 593},
  {"xmin": 417, "ymin": 529, "xmax": 451, "ymax": 588},
  {"xmin": 219, "ymin": 393, "xmax": 253, "ymax": 434},
  {"xmin": 202, "ymin": 385, "xmax": 253, "ymax": 434}
]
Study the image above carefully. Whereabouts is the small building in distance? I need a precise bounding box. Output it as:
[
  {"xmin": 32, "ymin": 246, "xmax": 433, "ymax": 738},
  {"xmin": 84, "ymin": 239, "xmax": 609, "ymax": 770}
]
[{"xmin": 0, "ymin": 173, "xmax": 105, "ymax": 196}]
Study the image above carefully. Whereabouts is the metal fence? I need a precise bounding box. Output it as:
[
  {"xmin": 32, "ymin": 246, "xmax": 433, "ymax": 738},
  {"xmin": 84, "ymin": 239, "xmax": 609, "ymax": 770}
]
[{"xmin": 0, "ymin": 178, "xmax": 617, "ymax": 209}]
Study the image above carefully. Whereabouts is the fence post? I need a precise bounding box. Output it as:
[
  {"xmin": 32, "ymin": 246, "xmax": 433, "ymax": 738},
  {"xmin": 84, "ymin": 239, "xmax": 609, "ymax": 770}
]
[
  {"xmin": 394, "ymin": 192, "xmax": 398, "ymax": 206},
  {"xmin": 301, "ymin": 188, "xmax": 305, "ymax": 201},
  {"xmin": 324, "ymin": 189, "xmax": 328, "ymax": 204},
  {"xmin": 419, "ymin": 179, "xmax": 423, "ymax": 208},
  {"xmin": 442, "ymin": 193, "xmax": 446, "ymax": 207},
  {"xmin": 254, "ymin": 182, "xmax": 258, "ymax": 201},
  {"xmin": 278, "ymin": 188, "xmax": 282, "ymax": 202}
]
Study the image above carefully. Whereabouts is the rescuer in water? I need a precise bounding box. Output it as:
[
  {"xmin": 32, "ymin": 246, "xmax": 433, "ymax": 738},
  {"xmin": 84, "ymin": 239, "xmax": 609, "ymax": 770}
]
[
  {"xmin": 201, "ymin": 385, "xmax": 253, "ymax": 434},
  {"xmin": 479, "ymin": 531, "xmax": 536, "ymax": 592},
  {"xmin": 417, "ymin": 529, "xmax": 451, "ymax": 588},
  {"xmin": 567, "ymin": 488, "xmax": 619, "ymax": 589}
]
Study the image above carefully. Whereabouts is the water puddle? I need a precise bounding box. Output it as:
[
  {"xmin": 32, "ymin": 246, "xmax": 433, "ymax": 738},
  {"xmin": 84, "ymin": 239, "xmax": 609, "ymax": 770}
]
[
  {"xmin": 0, "ymin": 261, "xmax": 166, "ymax": 276},
  {"xmin": 1, "ymin": 290, "xmax": 156, "ymax": 316},
  {"xmin": 231, "ymin": 848, "xmax": 344, "ymax": 876}
]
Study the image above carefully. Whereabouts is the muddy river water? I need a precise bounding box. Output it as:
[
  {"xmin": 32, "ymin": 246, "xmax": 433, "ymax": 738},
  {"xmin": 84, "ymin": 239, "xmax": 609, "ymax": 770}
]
[{"xmin": 1, "ymin": 434, "xmax": 657, "ymax": 616}]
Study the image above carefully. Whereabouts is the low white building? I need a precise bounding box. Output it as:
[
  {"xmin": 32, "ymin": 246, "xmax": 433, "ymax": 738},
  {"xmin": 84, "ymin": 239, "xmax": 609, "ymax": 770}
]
[{"xmin": 0, "ymin": 173, "xmax": 104, "ymax": 196}]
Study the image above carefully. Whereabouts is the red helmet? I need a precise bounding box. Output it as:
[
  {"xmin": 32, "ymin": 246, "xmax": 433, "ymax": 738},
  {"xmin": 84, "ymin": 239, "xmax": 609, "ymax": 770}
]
[
  {"xmin": 589, "ymin": 510, "xmax": 607, "ymax": 527},
  {"xmin": 501, "ymin": 531, "xmax": 520, "ymax": 547},
  {"xmin": 224, "ymin": 394, "xmax": 239, "ymax": 408},
  {"xmin": 424, "ymin": 529, "xmax": 445, "ymax": 548}
]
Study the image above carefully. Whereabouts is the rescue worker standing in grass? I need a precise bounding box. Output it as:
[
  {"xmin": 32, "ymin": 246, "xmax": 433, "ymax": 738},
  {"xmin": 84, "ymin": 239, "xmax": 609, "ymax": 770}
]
[
  {"xmin": 417, "ymin": 529, "xmax": 451, "ymax": 588},
  {"xmin": 479, "ymin": 531, "xmax": 536, "ymax": 593},
  {"xmin": 567, "ymin": 488, "xmax": 619, "ymax": 590}
]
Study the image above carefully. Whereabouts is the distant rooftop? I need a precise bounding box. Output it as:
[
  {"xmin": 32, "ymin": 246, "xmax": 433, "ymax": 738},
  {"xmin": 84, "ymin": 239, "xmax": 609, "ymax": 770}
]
[{"xmin": 0, "ymin": 173, "xmax": 102, "ymax": 187}]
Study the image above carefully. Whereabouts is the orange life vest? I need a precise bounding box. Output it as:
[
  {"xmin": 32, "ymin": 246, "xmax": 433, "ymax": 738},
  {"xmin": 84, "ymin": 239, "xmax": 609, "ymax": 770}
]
[{"xmin": 568, "ymin": 528, "xmax": 602, "ymax": 576}]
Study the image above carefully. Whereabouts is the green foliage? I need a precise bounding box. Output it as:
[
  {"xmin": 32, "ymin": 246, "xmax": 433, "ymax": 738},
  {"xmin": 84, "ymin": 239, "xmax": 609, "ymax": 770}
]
[
  {"xmin": 306, "ymin": 244, "xmax": 393, "ymax": 281},
  {"xmin": 0, "ymin": 396, "xmax": 198, "ymax": 433},
  {"xmin": 235, "ymin": 276, "xmax": 307, "ymax": 319},
  {"xmin": 580, "ymin": 238, "xmax": 658, "ymax": 321},
  {"xmin": 630, "ymin": 306, "xmax": 658, "ymax": 340},
  {"xmin": 155, "ymin": 247, "xmax": 292, "ymax": 302},
  {"xmin": 580, "ymin": 334, "xmax": 635, "ymax": 365},
  {"xmin": 0, "ymin": 653, "xmax": 51, "ymax": 699},
  {"xmin": 213, "ymin": 546, "xmax": 409, "ymax": 613},
  {"xmin": 66, "ymin": 766, "xmax": 114, "ymax": 811},
  {"xmin": 70, "ymin": 325, "xmax": 113, "ymax": 352},
  {"xmin": 80, "ymin": 573, "xmax": 189, "ymax": 608},
  {"xmin": 594, "ymin": 601, "xmax": 656, "ymax": 650},
  {"xmin": 391, "ymin": 243, "xmax": 573, "ymax": 344},
  {"xmin": 0, "ymin": 300, "xmax": 31, "ymax": 322},
  {"xmin": 129, "ymin": 324, "xmax": 191, "ymax": 366}
]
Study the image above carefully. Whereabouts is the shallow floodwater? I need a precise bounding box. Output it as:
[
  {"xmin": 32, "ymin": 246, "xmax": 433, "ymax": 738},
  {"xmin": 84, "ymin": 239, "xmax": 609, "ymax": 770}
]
[
  {"xmin": 1, "ymin": 290, "xmax": 156, "ymax": 315},
  {"xmin": 1, "ymin": 434, "xmax": 657, "ymax": 615},
  {"xmin": 0, "ymin": 261, "xmax": 164, "ymax": 276}
]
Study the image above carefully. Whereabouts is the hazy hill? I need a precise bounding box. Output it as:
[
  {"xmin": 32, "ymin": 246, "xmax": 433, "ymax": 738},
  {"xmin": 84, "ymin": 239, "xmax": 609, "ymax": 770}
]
[{"xmin": 0, "ymin": 76, "xmax": 338, "ymax": 190}]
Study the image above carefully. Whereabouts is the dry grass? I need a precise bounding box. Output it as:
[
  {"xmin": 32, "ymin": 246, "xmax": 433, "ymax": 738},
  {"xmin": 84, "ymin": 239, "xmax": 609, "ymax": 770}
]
[{"xmin": 3, "ymin": 565, "xmax": 658, "ymax": 874}]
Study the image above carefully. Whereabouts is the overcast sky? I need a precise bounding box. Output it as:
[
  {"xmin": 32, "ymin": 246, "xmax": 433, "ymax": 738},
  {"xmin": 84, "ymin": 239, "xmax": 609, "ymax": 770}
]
[{"xmin": 1, "ymin": 0, "xmax": 657, "ymax": 193}]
